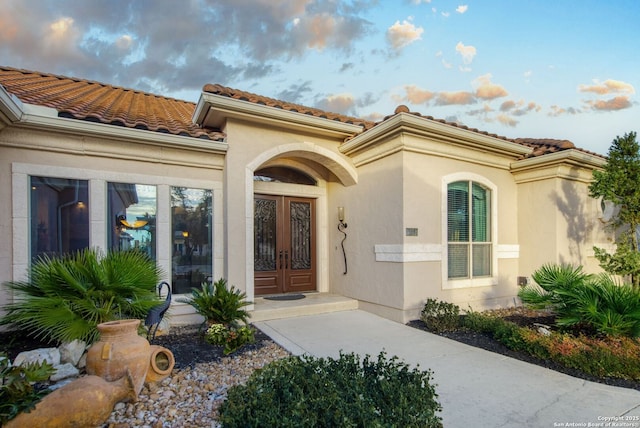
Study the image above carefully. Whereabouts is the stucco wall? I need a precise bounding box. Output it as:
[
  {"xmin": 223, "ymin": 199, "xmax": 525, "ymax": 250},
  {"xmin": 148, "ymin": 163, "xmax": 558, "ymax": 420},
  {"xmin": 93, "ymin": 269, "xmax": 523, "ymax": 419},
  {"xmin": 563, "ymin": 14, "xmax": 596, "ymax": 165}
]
[
  {"xmin": 515, "ymin": 160, "xmax": 609, "ymax": 280},
  {"xmin": 0, "ymin": 126, "xmax": 225, "ymax": 317}
]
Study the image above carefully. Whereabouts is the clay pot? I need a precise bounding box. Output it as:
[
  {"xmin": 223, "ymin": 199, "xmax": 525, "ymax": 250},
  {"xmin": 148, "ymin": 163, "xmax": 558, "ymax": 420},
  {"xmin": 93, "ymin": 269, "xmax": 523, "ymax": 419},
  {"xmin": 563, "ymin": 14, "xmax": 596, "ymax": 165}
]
[
  {"xmin": 5, "ymin": 374, "xmax": 135, "ymax": 428},
  {"xmin": 145, "ymin": 345, "xmax": 175, "ymax": 383},
  {"xmin": 86, "ymin": 319, "xmax": 150, "ymax": 399}
]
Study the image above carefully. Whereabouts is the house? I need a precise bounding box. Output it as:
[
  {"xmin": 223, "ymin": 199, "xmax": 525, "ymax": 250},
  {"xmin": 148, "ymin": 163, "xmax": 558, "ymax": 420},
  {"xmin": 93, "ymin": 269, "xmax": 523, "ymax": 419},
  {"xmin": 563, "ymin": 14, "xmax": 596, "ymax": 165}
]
[{"xmin": 0, "ymin": 66, "xmax": 610, "ymax": 324}]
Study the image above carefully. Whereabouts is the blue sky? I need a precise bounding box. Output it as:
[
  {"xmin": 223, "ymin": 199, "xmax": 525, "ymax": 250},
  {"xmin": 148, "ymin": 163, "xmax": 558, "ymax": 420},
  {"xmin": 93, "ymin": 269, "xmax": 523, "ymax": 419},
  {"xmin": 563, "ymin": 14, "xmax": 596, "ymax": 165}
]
[{"xmin": 1, "ymin": 0, "xmax": 637, "ymax": 155}]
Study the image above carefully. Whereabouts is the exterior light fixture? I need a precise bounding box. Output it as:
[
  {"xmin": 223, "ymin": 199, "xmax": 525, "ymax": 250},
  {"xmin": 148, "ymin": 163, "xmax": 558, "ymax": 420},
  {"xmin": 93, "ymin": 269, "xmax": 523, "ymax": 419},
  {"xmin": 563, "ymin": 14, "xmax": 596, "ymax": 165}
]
[{"xmin": 338, "ymin": 207, "xmax": 348, "ymax": 275}]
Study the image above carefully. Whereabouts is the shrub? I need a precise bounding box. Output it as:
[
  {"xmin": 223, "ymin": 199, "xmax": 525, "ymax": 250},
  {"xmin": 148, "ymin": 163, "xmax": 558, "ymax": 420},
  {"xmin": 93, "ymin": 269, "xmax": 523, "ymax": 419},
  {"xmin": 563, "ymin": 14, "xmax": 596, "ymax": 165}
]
[
  {"xmin": 205, "ymin": 323, "xmax": 255, "ymax": 355},
  {"xmin": 0, "ymin": 249, "xmax": 163, "ymax": 344},
  {"xmin": 519, "ymin": 264, "xmax": 640, "ymax": 337},
  {"xmin": 219, "ymin": 351, "xmax": 443, "ymax": 428},
  {"xmin": 420, "ymin": 299, "xmax": 461, "ymax": 333},
  {"xmin": 462, "ymin": 310, "xmax": 640, "ymax": 381},
  {"xmin": 178, "ymin": 278, "xmax": 250, "ymax": 328},
  {"xmin": 0, "ymin": 353, "xmax": 55, "ymax": 425}
]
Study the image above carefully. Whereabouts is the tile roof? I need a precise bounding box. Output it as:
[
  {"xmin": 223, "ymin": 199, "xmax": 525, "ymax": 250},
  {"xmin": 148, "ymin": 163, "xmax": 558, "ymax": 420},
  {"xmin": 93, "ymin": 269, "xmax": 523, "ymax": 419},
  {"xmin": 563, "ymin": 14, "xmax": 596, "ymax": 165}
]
[
  {"xmin": 0, "ymin": 66, "xmax": 224, "ymax": 141},
  {"xmin": 0, "ymin": 66, "xmax": 601, "ymax": 159},
  {"xmin": 203, "ymin": 83, "xmax": 374, "ymax": 129}
]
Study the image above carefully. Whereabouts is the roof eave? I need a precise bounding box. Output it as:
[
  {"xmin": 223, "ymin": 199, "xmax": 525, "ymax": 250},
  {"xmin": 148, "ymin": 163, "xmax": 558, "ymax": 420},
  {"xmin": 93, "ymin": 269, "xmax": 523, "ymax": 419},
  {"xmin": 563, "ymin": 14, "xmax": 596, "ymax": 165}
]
[
  {"xmin": 12, "ymin": 103, "xmax": 228, "ymax": 154},
  {"xmin": 511, "ymin": 149, "xmax": 606, "ymax": 172},
  {"xmin": 340, "ymin": 112, "xmax": 532, "ymax": 157},
  {"xmin": 0, "ymin": 84, "xmax": 24, "ymax": 127},
  {"xmin": 194, "ymin": 92, "xmax": 364, "ymax": 139}
]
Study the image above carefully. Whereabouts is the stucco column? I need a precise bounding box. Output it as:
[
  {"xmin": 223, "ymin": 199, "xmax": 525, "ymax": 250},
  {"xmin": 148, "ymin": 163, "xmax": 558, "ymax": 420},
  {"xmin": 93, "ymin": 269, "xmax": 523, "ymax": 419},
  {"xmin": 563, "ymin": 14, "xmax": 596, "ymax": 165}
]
[{"xmin": 223, "ymin": 144, "xmax": 254, "ymax": 302}]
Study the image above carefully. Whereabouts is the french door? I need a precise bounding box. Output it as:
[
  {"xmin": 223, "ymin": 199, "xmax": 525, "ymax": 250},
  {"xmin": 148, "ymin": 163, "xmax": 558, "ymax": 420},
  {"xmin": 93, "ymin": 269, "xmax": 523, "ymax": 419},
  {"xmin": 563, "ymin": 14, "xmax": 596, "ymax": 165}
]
[{"xmin": 254, "ymin": 195, "xmax": 316, "ymax": 295}]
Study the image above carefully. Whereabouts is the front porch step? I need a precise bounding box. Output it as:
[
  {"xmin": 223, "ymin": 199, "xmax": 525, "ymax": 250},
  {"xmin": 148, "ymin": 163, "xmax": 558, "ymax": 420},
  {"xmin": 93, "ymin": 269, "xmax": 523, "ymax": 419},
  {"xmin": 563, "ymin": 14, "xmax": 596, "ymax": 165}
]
[{"xmin": 249, "ymin": 293, "xmax": 359, "ymax": 322}]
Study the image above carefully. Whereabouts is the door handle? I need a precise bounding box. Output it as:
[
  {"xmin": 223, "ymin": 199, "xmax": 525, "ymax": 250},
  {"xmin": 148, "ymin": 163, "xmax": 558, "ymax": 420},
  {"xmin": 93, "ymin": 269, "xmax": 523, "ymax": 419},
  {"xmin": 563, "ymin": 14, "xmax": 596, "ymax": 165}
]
[
  {"xmin": 279, "ymin": 250, "xmax": 283, "ymax": 269},
  {"xmin": 285, "ymin": 250, "xmax": 289, "ymax": 269}
]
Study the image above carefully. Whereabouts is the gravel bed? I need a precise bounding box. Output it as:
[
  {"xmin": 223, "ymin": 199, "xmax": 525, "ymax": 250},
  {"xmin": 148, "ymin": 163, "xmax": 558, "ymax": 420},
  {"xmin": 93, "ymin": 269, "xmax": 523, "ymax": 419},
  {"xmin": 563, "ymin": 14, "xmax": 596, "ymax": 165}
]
[{"xmin": 102, "ymin": 326, "xmax": 290, "ymax": 428}]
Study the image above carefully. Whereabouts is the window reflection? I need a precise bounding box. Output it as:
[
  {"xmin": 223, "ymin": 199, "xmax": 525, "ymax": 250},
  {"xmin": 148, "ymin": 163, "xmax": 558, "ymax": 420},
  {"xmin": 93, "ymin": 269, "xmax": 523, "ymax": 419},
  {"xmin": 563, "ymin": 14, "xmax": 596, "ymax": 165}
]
[
  {"xmin": 108, "ymin": 183, "xmax": 157, "ymax": 260},
  {"xmin": 30, "ymin": 177, "xmax": 89, "ymax": 260},
  {"xmin": 171, "ymin": 187, "xmax": 212, "ymax": 294}
]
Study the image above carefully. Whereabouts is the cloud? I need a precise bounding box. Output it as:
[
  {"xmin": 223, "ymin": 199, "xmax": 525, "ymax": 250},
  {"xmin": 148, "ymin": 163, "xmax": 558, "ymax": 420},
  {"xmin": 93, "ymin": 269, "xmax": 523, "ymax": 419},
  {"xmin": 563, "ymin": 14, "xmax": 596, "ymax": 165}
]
[
  {"xmin": 587, "ymin": 95, "xmax": 633, "ymax": 111},
  {"xmin": 496, "ymin": 113, "xmax": 518, "ymax": 127},
  {"xmin": 435, "ymin": 91, "xmax": 476, "ymax": 105},
  {"xmin": 403, "ymin": 85, "xmax": 435, "ymax": 104},
  {"xmin": 549, "ymin": 105, "xmax": 581, "ymax": 117},
  {"xmin": 473, "ymin": 74, "xmax": 508, "ymax": 100},
  {"xmin": 0, "ymin": 0, "xmax": 378, "ymax": 98},
  {"xmin": 277, "ymin": 81, "xmax": 314, "ymax": 104},
  {"xmin": 578, "ymin": 79, "xmax": 635, "ymax": 95},
  {"xmin": 315, "ymin": 92, "xmax": 355, "ymax": 114},
  {"xmin": 386, "ymin": 19, "xmax": 424, "ymax": 51},
  {"xmin": 455, "ymin": 42, "xmax": 476, "ymax": 64},
  {"xmin": 456, "ymin": 5, "xmax": 468, "ymax": 13}
]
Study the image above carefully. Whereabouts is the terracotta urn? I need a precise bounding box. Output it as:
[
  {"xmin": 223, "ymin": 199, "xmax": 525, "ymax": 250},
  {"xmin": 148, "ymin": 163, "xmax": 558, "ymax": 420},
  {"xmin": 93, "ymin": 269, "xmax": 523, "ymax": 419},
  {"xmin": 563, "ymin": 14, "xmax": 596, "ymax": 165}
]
[
  {"xmin": 145, "ymin": 345, "xmax": 175, "ymax": 383},
  {"xmin": 86, "ymin": 319, "xmax": 150, "ymax": 399},
  {"xmin": 5, "ymin": 373, "xmax": 135, "ymax": 428}
]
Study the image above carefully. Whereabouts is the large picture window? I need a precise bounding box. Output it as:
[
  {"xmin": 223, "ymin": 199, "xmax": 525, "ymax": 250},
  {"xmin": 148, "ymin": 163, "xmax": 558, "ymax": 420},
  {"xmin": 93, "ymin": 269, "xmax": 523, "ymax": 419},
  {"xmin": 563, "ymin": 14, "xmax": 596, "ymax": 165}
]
[
  {"xmin": 171, "ymin": 187, "xmax": 212, "ymax": 294},
  {"xmin": 108, "ymin": 182, "xmax": 157, "ymax": 260},
  {"xmin": 447, "ymin": 181, "xmax": 491, "ymax": 279},
  {"xmin": 30, "ymin": 177, "xmax": 89, "ymax": 260}
]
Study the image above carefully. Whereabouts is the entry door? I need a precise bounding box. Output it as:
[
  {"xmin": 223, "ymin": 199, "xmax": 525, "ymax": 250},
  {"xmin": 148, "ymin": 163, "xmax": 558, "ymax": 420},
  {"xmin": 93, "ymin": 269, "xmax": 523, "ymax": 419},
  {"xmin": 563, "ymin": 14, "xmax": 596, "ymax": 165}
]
[{"xmin": 254, "ymin": 195, "xmax": 316, "ymax": 295}]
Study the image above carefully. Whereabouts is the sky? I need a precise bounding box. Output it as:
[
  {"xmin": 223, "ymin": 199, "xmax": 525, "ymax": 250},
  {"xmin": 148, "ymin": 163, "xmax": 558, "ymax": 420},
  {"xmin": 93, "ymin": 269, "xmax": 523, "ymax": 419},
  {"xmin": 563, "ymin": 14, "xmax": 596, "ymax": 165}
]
[{"xmin": 1, "ymin": 0, "xmax": 638, "ymax": 156}]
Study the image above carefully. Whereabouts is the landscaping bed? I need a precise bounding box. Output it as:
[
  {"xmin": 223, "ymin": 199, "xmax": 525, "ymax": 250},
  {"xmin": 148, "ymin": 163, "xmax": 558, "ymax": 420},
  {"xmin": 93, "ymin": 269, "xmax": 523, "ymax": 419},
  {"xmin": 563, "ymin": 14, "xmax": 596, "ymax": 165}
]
[{"xmin": 408, "ymin": 306, "xmax": 640, "ymax": 391}]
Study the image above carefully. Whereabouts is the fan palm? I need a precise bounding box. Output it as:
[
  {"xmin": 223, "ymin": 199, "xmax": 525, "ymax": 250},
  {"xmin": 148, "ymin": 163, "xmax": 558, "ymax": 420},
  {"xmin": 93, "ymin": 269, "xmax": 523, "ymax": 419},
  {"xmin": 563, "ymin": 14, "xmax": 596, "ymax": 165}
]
[{"xmin": 1, "ymin": 248, "xmax": 163, "ymax": 344}]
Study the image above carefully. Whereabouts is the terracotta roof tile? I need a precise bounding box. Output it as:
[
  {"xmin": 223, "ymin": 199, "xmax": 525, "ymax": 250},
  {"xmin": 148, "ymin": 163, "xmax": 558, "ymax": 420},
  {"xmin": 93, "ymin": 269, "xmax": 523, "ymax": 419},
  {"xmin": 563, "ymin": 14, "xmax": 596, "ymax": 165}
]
[
  {"xmin": 202, "ymin": 83, "xmax": 375, "ymax": 129},
  {"xmin": 0, "ymin": 66, "xmax": 601, "ymax": 159},
  {"xmin": 0, "ymin": 66, "xmax": 224, "ymax": 141}
]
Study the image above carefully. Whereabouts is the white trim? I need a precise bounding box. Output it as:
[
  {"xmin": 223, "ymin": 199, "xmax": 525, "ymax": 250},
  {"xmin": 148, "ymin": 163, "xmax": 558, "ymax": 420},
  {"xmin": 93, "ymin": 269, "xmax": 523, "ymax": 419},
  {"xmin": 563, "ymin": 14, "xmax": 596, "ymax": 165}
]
[
  {"xmin": 374, "ymin": 244, "xmax": 442, "ymax": 262},
  {"xmin": 496, "ymin": 244, "xmax": 519, "ymax": 259},
  {"xmin": 341, "ymin": 112, "xmax": 532, "ymax": 157},
  {"xmin": 13, "ymin": 103, "xmax": 228, "ymax": 154},
  {"xmin": 441, "ymin": 173, "xmax": 499, "ymax": 289},
  {"xmin": 194, "ymin": 92, "xmax": 363, "ymax": 139}
]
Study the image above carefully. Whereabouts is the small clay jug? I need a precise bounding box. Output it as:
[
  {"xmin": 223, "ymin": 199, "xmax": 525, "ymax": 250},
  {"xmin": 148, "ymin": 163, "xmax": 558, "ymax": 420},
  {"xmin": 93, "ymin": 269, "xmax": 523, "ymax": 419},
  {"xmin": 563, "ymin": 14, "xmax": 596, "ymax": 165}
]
[
  {"xmin": 86, "ymin": 319, "xmax": 150, "ymax": 399},
  {"xmin": 145, "ymin": 345, "xmax": 175, "ymax": 383}
]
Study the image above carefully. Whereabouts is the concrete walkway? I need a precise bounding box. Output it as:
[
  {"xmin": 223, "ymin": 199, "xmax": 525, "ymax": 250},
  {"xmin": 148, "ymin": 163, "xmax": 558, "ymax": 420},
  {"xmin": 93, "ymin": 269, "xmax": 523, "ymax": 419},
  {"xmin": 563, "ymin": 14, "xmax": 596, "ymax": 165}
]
[{"xmin": 255, "ymin": 309, "xmax": 640, "ymax": 428}]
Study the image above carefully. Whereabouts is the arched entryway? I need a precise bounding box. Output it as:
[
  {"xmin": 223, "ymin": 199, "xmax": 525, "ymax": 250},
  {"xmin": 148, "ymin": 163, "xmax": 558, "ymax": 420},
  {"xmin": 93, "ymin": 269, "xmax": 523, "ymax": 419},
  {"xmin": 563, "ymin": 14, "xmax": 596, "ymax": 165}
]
[{"xmin": 246, "ymin": 143, "xmax": 357, "ymax": 298}]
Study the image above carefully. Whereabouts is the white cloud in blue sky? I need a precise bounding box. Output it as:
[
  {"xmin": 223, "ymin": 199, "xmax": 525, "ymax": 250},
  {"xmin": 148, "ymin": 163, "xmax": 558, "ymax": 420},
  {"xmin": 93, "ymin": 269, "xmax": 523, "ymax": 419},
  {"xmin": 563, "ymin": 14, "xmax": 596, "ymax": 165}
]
[{"xmin": 0, "ymin": 0, "xmax": 637, "ymax": 155}]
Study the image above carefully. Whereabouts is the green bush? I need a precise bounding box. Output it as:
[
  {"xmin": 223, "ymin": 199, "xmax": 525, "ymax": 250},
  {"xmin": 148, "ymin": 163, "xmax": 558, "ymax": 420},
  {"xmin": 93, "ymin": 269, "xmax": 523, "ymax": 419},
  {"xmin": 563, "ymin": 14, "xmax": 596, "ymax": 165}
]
[
  {"xmin": 462, "ymin": 310, "xmax": 640, "ymax": 380},
  {"xmin": 420, "ymin": 299, "xmax": 461, "ymax": 333},
  {"xmin": 0, "ymin": 249, "xmax": 163, "ymax": 344},
  {"xmin": 519, "ymin": 263, "xmax": 640, "ymax": 337},
  {"xmin": 0, "ymin": 352, "xmax": 55, "ymax": 424},
  {"xmin": 219, "ymin": 351, "xmax": 442, "ymax": 428},
  {"xmin": 205, "ymin": 323, "xmax": 255, "ymax": 355},
  {"xmin": 178, "ymin": 278, "xmax": 250, "ymax": 328}
]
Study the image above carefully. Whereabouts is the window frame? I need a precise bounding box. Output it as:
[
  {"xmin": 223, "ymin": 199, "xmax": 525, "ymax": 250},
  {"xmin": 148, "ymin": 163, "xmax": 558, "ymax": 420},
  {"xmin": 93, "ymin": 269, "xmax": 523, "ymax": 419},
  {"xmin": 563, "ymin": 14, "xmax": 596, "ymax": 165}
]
[
  {"xmin": 442, "ymin": 173, "xmax": 498, "ymax": 289},
  {"xmin": 12, "ymin": 163, "xmax": 221, "ymax": 290}
]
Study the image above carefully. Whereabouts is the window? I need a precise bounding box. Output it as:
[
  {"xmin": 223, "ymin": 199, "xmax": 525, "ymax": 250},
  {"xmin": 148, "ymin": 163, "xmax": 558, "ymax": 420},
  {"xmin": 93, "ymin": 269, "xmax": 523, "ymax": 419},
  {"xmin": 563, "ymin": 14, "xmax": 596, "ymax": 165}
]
[
  {"xmin": 30, "ymin": 177, "xmax": 89, "ymax": 260},
  {"xmin": 254, "ymin": 167, "xmax": 316, "ymax": 185},
  {"xmin": 447, "ymin": 181, "xmax": 491, "ymax": 279},
  {"xmin": 108, "ymin": 182, "xmax": 157, "ymax": 260},
  {"xmin": 171, "ymin": 187, "xmax": 213, "ymax": 294}
]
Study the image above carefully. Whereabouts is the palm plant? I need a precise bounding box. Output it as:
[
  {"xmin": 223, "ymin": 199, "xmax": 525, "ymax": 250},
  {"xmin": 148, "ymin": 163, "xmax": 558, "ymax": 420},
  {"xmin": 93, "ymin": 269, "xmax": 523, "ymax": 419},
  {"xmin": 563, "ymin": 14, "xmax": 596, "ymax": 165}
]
[
  {"xmin": 519, "ymin": 263, "xmax": 640, "ymax": 337},
  {"xmin": 0, "ymin": 248, "xmax": 163, "ymax": 344},
  {"xmin": 178, "ymin": 278, "xmax": 251, "ymax": 327}
]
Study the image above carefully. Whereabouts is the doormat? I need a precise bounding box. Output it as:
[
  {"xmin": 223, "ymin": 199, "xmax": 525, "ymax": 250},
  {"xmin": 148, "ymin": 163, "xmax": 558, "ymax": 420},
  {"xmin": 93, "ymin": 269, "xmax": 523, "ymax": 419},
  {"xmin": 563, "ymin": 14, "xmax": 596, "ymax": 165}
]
[{"xmin": 264, "ymin": 294, "xmax": 306, "ymax": 301}]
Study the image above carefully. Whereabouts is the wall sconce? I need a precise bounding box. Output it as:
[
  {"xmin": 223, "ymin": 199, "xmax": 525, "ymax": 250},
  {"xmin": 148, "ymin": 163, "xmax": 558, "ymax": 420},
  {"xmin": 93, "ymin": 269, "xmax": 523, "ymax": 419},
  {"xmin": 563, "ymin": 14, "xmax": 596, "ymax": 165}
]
[{"xmin": 338, "ymin": 207, "xmax": 348, "ymax": 275}]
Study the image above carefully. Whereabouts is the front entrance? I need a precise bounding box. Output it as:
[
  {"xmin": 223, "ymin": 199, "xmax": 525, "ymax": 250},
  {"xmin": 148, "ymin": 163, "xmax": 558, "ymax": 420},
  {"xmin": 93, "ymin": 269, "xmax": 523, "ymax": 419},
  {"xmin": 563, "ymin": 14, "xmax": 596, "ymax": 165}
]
[{"xmin": 254, "ymin": 195, "xmax": 316, "ymax": 295}]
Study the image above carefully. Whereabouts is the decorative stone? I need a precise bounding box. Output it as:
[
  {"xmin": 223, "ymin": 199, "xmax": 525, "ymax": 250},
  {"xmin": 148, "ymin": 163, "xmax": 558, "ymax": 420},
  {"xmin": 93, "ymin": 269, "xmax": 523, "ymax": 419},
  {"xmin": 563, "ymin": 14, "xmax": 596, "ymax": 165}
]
[
  {"xmin": 50, "ymin": 362, "xmax": 80, "ymax": 382},
  {"xmin": 59, "ymin": 339, "xmax": 86, "ymax": 366},
  {"xmin": 13, "ymin": 347, "xmax": 60, "ymax": 367}
]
